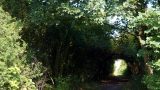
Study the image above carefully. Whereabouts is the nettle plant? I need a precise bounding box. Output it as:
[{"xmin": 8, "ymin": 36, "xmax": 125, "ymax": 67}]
[{"xmin": 0, "ymin": 6, "xmax": 43, "ymax": 90}]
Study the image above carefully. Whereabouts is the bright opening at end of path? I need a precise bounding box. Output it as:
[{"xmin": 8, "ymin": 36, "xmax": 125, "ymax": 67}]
[{"xmin": 112, "ymin": 59, "xmax": 127, "ymax": 76}]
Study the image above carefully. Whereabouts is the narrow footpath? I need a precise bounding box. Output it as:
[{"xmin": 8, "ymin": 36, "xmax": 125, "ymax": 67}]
[{"xmin": 100, "ymin": 77, "xmax": 129, "ymax": 90}]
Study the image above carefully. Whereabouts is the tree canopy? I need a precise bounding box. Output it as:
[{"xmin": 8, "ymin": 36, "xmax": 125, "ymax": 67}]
[{"xmin": 0, "ymin": 0, "xmax": 160, "ymax": 89}]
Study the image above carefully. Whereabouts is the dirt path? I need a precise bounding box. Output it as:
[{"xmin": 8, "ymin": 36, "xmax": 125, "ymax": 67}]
[
  {"xmin": 100, "ymin": 82, "xmax": 128, "ymax": 90},
  {"xmin": 80, "ymin": 77, "xmax": 129, "ymax": 90},
  {"xmin": 99, "ymin": 78, "xmax": 129, "ymax": 90}
]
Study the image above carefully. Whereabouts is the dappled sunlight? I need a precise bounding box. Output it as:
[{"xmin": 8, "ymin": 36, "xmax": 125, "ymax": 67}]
[{"xmin": 113, "ymin": 59, "xmax": 127, "ymax": 76}]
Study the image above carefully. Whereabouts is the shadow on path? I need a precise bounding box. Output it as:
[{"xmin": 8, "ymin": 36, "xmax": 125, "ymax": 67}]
[{"xmin": 100, "ymin": 77, "xmax": 129, "ymax": 90}]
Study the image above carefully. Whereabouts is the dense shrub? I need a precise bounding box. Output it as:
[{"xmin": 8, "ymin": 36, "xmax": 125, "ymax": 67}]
[
  {"xmin": 143, "ymin": 59, "xmax": 160, "ymax": 90},
  {"xmin": 0, "ymin": 6, "xmax": 43, "ymax": 90},
  {"xmin": 54, "ymin": 76, "xmax": 81, "ymax": 90}
]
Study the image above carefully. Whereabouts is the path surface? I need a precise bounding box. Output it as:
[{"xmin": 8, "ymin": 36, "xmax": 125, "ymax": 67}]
[
  {"xmin": 99, "ymin": 77, "xmax": 129, "ymax": 90},
  {"xmin": 100, "ymin": 82, "xmax": 128, "ymax": 90},
  {"xmin": 80, "ymin": 77, "xmax": 129, "ymax": 90}
]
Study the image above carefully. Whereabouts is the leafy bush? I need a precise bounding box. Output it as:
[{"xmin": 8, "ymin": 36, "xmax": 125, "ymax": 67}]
[
  {"xmin": 0, "ymin": 6, "xmax": 43, "ymax": 90},
  {"xmin": 54, "ymin": 76, "xmax": 71, "ymax": 90},
  {"xmin": 143, "ymin": 59, "xmax": 160, "ymax": 90},
  {"xmin": 54, "ymin": 76, "xmax": 81, "ymax": 90},
  {"xmin": 123, "ymin": 75, "xmax": 147, "ymax": 90}
]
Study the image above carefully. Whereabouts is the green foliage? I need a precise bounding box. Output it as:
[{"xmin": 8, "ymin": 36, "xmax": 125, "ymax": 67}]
[
  {"xmin": 54, "ymin": 76, "xmax": 81, "ymax": 90},
  {"xmin": 129, "ymin": 6, "xmax": 160, "ymax": 90},
  {"xmin": 111, "ymin": 34, "xmax": 138, "ymax": 57},
  {"xmin": 143, "ymin": 59, "xmax": 160, "ymax": 90},
  {"xmin": 55, "ymin": 76, "xmax": 71, "ymax": 90},
  {"xmin": 152, "ymin": 59, "xmax": 160, "ymax": 71},
  {"xmin": 12, "ymin": 0, "xmax": 112, "ymax": 80},
  {"xmin": 131, "ymin": 8, "xmax": 160, "ymax": 48},
  {"xmin": 0, "ymin": 6, "xmax": 44, "ymax": 90},
  {"xmin": 143, "ymin": 74, "xmax": 160, "ymax": 90},
  {"xmin": 124, "ymin": 76, "xmax": 147, "ymax": 90},
  {"xmin": 2, "ymin": 0, "xmax": 160, "ymax": 89}
]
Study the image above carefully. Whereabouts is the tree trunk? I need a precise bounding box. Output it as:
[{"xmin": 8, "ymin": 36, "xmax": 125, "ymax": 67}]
[{"xmin": 136, "ymin": 26, "xmax": 153, "ymax": 75}]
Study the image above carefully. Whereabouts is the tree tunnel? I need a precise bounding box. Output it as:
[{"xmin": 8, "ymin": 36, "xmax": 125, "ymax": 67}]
[
  {"xmin": 106, "ymin": 54, "xmax": 139, "ymax": 79},
  {"xmin": 73, "ymin": 47, "xmax": 138, "ymax": 81},
  {"xmin": 86, "ymin": 51, "xmax": 139, "ymax": 81}
]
